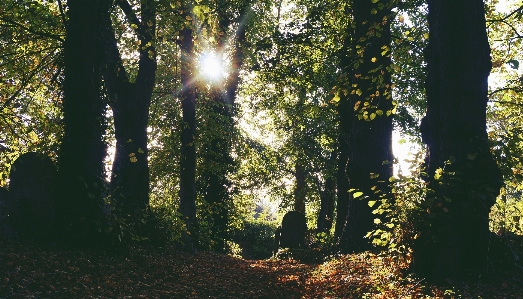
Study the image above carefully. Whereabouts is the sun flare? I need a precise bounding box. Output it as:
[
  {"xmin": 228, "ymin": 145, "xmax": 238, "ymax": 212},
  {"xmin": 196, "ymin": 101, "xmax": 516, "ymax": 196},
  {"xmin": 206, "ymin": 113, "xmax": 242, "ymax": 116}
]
[{"xmin": 199, "ymin": 52, "xmax": 224, "ymax": 81}]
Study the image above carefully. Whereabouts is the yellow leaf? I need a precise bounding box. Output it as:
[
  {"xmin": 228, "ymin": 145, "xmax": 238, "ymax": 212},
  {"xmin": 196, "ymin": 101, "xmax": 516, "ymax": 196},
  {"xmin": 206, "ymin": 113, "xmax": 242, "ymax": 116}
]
[
  {"xmin": 354, "ymin": 101, "xmax": 361, "ymax": 111},
  {"xmin": 371, "ymin": 57, "xmax": 377, "ymax": 63},
  {"xmin": 356, "ymin": 89, "xmax": 362, "ymax": 96},
  {"xmin": 370, "ymin": 113, "xmax": 376, "ymax": 120},
  {"xmin": 399, "ymin": 15, "xmax": 404, "ymax": 23}
]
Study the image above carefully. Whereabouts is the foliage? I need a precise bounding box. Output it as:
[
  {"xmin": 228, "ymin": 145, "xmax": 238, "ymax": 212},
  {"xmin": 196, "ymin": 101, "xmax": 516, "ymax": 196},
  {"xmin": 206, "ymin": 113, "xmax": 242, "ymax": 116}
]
[
  {"xmin": 366, "ymin": 150, "xmax": 426, "ymax": 256},
  {"xmin": 230, "ymin": 217, "xmax": 279, "ymax": 259},
  {"xmin": 490, "ymin": 190, "xmax": 523, "ymax": 236},
  {"xmin": 0, "ymin": 0, "xmax": 64, "ymax": 185}
]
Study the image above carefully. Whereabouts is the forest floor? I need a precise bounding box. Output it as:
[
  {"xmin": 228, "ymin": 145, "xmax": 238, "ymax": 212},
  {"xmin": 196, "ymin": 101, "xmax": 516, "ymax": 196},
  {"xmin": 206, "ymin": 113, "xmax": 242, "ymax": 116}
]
[{"xmin": 1, "ymin": 240, "xmax": 522, "ymax": 299}]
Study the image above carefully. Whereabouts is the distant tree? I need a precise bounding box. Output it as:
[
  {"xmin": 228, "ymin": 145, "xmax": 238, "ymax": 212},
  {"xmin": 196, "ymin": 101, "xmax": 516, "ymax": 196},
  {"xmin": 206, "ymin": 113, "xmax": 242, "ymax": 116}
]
[
  {"xmin": 336, "ymin": 0, "xmax": 394, "ymax": 253},
  {"xmin": 316, "ymin": 151, "xmax": 336, "ymax": 234},
  {"xmin": 0, "ymin": 0, "xmax": 63, "ymax": 184},
  {"xmin": 415, "ymin": 0, "xmax": 503, "ymax": 278},
  {"xmin": 55, "ymin": 0, "xmax": 111, "ymax": 241}
]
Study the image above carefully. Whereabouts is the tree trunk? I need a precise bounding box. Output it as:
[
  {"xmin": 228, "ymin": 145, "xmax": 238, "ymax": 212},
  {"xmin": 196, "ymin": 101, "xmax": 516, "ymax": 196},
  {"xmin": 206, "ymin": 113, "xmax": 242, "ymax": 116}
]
[
  {"xmin": 337, "ymin": 0, "xmax": 394, "ymax": 253},
  {"xmin": 415, "ymin": 0, "xmax": 502, "ymax": 279},
  {"xmin": 55, "ymin": 0, "xmax": 111, "ymax": 243},
  {"xmin": 178, "ymin": 17, "xmax": 198, "ymax": 249},
  {"xmin": 103, "ymin": 0, "xmax": 157, "ymax": 232},
  {"xmin": 317, "ymin": 152, "xmax": 336, "ymax": 234},
  {"xmin": 294, "ymin": 163, "xmax": 306, "ymax": 214},
  {"xmin": 201, "ymin": 5, "xmax": 248, "ymax": 252}
]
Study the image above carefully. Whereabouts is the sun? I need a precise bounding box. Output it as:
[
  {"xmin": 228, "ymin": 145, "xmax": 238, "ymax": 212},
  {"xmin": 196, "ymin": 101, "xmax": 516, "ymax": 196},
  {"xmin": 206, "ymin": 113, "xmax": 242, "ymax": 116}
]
[{"xmin": 199, "ymin": 51, "xmax": 224, "ymax": 82}]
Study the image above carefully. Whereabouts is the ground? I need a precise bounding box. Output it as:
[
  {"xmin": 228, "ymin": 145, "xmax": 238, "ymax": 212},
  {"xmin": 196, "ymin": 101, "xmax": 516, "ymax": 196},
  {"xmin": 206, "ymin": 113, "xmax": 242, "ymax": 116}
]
[{"xmin": 1, "ymin": 240, "xmax": 522, "ymax": 298}]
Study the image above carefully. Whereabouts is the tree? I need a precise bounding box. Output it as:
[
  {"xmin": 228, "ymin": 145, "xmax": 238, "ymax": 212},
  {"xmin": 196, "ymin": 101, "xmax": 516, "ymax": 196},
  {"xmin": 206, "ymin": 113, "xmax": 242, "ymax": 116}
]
[
  {"xmin": 316, "ymin": 151, "xmax": 336, "ymax": 234},
  {"xmin": 178, "ymin": 1, "xmax": 198, "ymax": 250},
  {"xmin": 103, "ymin": 0, "xmax": 157, "ymax": 232},
  {"xmin": 199, "ymin": 1, "xmax": 250, "ymax": 252},
  {"xmin": 54, "ymin": 0, "xmax": 111, "ymax": 242},
  {"xmin": 336, "ymin": 0, "xmax": 394, "ymax": 253},
  {"xmin": 415, "ymin": 0, "xmax": 503, "ymax": 279},
  {"xmin": 245, "ymin": 0, "xmax": 344, "ymax": 232},
  {"xmin": 0, "ymin": 0, "xmax": 63, "ymax": 185}
]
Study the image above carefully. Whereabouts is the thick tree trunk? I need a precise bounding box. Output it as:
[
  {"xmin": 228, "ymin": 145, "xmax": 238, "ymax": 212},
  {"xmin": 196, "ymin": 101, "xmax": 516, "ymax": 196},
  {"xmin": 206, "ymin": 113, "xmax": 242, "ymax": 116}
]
[
  {"xmin": 110, "ymin": 87, "xmax": 151, "ymax": 225},
  {"xmin": 103, "ymin": 0, "xmax": 157, "ymax": 231},
  {"xmin": 335, "ymin": 133, "xmax": 350, "ymax": 239},
  {"xmin": 178, "ymin": 22, "xmax": 198, "ymax": 250},
  {"xmin": 55, "ymin": 0, "xmax": 110, "ymax": 242},
  {"xmin": 415, "ymin": 0, "xmax": 502, "ymax": 279},
  {"xmin": 337, "ymin": 0, "xmax": 394, "ymax": 253}
]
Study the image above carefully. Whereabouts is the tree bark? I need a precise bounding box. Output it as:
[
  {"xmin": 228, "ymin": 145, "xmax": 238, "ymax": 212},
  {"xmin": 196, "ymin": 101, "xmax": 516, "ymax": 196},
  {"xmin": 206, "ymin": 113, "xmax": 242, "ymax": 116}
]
[
  {"xmin": 337, "ymin": 0, "xmax": 394, "ymax": 253},
  {"xmin": 416, "ymin": 0, "xmax": 502, "ymax": 279},
  {"xmin": 178, "ymin": 13, "xmax": 198, "ymax": 250},
  {"xmin": 55, "ymin": 0, "xmax": 111, "ymax": 243},
  {"xmin": 103, "ymin": 0, "xmax": 157, "ymax": 231}
]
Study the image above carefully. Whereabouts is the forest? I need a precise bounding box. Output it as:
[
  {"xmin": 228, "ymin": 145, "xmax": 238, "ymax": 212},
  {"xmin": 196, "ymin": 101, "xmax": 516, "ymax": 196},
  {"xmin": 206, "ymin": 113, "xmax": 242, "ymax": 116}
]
[{"xmin": 1, "ymin": 0, "xmax": 523, "ymax": 297}]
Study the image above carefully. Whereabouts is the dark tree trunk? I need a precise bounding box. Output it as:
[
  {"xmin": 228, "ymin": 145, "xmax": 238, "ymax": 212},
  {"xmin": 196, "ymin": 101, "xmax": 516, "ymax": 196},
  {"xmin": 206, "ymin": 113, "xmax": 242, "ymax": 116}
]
[
  {"xmin": 55, "ymin": 0, "xmax": 111, "ymax": 242},
  {"xmin": 415, "ymin": 0, "xmax": 502, "ymax": 279},
  {"xmin": 103, "ymin": 0, "xmax": 157, "ymax": 230},
  {"xmin": 335, "ymin": 133, "xmax": 350, "ymax": 239},
  {"xmin": 294, "ymin": 163, "xmax": 306, "ymax": 214},
  {"xmin": 201, "ymin": 5, "xmax": 248, "ymax": 252},
  {"xmin": 317, "ymin": 152, "xmax": 336, "ymax": 234},
  {"xmin": 337, "ymin": 0, "xmax": 394, "ymax": 253},
  {"xmin": 178, "ymin": 22, "xmax": 198, "ymax": 250}
]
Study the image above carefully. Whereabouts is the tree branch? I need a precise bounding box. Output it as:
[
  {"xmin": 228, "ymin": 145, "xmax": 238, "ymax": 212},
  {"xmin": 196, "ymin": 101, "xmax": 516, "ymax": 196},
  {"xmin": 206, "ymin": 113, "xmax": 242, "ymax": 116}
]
[
  {"xmin": 0, "ymin": 17, "xmax": 64, "ymax": 42},
  {"xmin": 117, "ymin": 0, "xmax": 141, "ymax": 36}
]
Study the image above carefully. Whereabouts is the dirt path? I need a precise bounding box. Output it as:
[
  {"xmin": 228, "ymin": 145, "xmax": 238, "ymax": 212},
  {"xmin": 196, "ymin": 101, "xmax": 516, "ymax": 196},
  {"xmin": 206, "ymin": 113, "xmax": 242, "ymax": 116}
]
[{"xmin": 1, "ymin": 241, "xmax": 522, "ymax": 298}]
